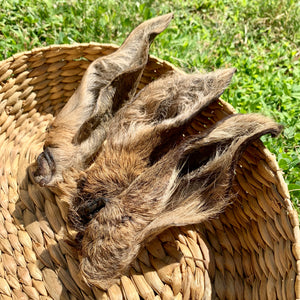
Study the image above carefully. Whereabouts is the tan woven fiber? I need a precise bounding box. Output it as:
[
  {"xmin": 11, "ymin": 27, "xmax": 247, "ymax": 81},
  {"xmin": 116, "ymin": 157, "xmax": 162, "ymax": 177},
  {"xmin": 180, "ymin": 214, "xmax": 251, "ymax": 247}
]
[{"xmin": 0, "ymin": 43, "xmax": 299, "ymax": 300}]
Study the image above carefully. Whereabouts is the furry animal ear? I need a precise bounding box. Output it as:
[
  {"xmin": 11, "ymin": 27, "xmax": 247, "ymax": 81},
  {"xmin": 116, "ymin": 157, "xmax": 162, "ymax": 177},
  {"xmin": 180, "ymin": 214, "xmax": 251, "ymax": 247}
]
[
  {"xmin": 33, "ymin": 13, "xmax": 173, "ymax": 187},
  {"xmin": 138, "ymin": 113, "xmax": 283, "ymax": 241},
  {"xmin": 151, "ymin": 68, "xmax": 236, "ymax": 127},
  {"xmin": 78, "ymin": 113, "xmax": 282, "ymax": 289},
  {"xmin": 117, "ymin": 68, "xmax": 236, "ymax": 128},
  {"xmin": 108, "ymin": 68, "xmax": 237, "ymax": 164},
  {"xmin": 72, "ymin": 13, "xmax": 174, "ymax": 145}
]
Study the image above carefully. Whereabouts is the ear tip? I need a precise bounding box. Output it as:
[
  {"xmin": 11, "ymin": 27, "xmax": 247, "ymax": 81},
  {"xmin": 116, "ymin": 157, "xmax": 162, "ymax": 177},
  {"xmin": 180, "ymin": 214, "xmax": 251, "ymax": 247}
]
[
  {"xmin": 230, "ymin": 67, "xmax": 237, "ymax": 74},
  {"xmin": 260, "ymin": 118, "xmax": 283, "ymax": 137},
  {"xmin": 149, "ymin": 12, "xmax": 174, "ymax": 30},
  {"xmin": 155, "ymin": 12, "xmax": 174, "ymax": 21},
  {"xmin": 165, "ymin": 12, "xmax": 174, "ymax": 20},
  {"xmin": 272, "ymin": 123, "xmax": 284, "ymax": 137},
  {"xmin": 233, "ymin": 113, "xmax": 283, "ymax": 137},
  {"xmin": 223, "ymin": 67, "xmax": 237, "ymax": 77},
  {"xmin": 211, "ymin": 67, "xmax": 236, "ymax": 85}
]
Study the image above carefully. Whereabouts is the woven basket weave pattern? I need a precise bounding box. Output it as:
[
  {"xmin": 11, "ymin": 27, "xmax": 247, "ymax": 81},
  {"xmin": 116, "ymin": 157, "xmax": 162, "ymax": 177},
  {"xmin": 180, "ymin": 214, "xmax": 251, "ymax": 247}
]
[{"xmin": 0, "ymin": 43, "xmax": 299, "ymax": 300}]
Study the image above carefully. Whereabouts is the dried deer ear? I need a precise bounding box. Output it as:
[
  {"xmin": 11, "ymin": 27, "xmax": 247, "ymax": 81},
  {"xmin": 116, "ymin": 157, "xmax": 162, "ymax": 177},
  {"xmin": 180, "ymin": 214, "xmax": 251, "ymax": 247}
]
[
  {"xmin": 78, "ymin": 113, "xmax": 282, "ymax": 289},
  {"xmin": 33, "ymin": 13, "xmax": 173, "ymax": 187},
  {"xmin": 73, "ymin": 13, "xmax": 174, "ymax": 145},
  {"xmin": 71, "ymin": 66, "xmax": 146, "ymax": 145},
  {"xmin": 152, "ymin": 68, "xmax": 236, "ymax": 127},
  {"xmin": 108, "ymin": 68, "xmax": 236, "ymax": 164},
  {"xmin": 138, "ymin": 113, "xmax": 283, "ymax": 240},
  {"xmin": 118, "ymin": 68, "xmax": 236, "ymax": 127},
  {"xmin": 73, "ymin": 68, "xmax": 237, "ymax": 213}
]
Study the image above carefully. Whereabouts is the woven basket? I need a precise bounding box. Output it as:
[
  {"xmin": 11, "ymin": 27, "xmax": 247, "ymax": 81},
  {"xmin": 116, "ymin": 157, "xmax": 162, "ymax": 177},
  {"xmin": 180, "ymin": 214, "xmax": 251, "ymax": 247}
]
[{"xmin": 0, "ymin": 43, "xmax": 299, "ymax": 300}]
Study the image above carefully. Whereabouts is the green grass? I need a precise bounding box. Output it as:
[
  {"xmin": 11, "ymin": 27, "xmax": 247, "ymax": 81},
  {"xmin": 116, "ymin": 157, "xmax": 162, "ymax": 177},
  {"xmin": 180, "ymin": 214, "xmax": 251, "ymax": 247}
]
[{"xmin": 0, "ymin": 0, "xmax": 299, "ymax": 209}]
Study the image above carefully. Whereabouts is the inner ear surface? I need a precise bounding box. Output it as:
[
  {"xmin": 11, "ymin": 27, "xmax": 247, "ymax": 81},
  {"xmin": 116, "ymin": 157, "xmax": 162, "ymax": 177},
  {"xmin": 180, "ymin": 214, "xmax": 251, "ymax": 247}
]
[
  {"xmin": 148, "ymin": 124, "xmax": 187, "ymax": 166},
  {"xmin": 76, "ymin": 196, "xmax": 108, "ymax": 223},
  {"xmin": 178, "ymin": 143, "xmax": 219, "ymax": 177},
  {"xmin": 151, "ymin": 96, "xmax": 181, "ymax": 124},
  {"xmin": 68, "ymin": 195, "xmax": 108, "ymax": 231},
  {"xmin": 110, "ymin": 67, "xmax": 145, "ymax": 114},
  {"xmin": 72, "ymin": 66, "xmax": 145, "ymax": 146},
  {"xmin": 72, "ymin": 112, "xmax": 111, "ymax": 145}
]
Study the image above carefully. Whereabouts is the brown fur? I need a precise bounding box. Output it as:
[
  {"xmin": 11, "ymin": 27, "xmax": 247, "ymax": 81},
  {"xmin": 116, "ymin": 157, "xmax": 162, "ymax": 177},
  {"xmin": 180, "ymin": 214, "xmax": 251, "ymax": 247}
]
[
  {"xmin": 67, "ymin": 69, "xmax": 237, "ymax": 230},
  {"xmin": 33, "ymin": 13, "xmax": 282, "ymax": 291},
  {"xmin": 73, "ymin": 113, "xmax": 281, "ymax": 289},
  {"xmin": 61, "ymin": 72, "xmax": 282, "ymax": 289},
  {"xmin": 33, "ymin": 13, "xmax": 173, "ymax": 186}
]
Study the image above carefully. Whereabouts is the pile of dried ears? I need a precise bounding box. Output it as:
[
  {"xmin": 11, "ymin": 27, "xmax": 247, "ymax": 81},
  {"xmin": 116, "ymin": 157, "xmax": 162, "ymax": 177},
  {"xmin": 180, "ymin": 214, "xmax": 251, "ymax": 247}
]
[{"xmin": 33, "ymin": 13, "xmax": 282, "ymax": 290}]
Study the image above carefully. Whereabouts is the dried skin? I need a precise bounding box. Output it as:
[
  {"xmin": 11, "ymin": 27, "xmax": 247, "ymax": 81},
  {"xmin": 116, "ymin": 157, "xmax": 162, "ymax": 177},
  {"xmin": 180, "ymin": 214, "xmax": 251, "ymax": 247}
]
[
  {"xmin": 33, "ymin": 13, "xmax": 173, "ymax": 186},
  {"xmin": 59, "ymin": 71, "xmax": 282, "ymax": 289},
  {"xmin": 68, "ymin": 69, "xmax": 237, "ymax": 230},
  {"xmin": 78, "ymin": 114, "xmax": 281, "ymax": 289},
  {"xmin": 32, "ymin": 12, "xmax": 283, "ymax": 291}
]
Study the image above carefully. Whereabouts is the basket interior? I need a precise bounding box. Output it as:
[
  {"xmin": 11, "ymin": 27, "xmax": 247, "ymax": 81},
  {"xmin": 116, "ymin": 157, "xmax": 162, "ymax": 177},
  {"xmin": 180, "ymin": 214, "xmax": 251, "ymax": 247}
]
[{"xmin": 0, "ymin": 43, "xmax": 299, "ymax": 300}]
